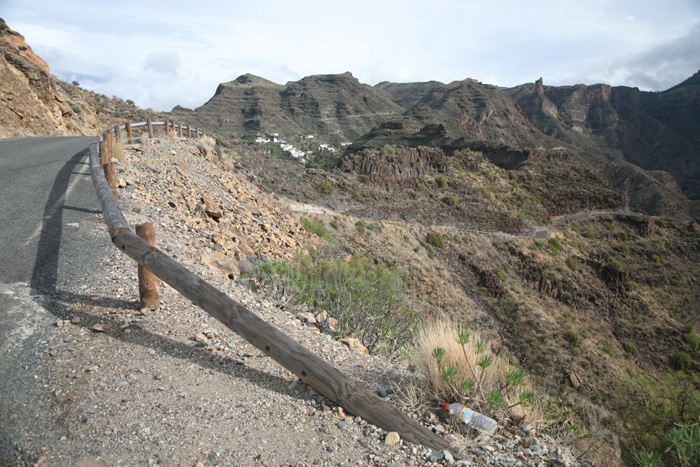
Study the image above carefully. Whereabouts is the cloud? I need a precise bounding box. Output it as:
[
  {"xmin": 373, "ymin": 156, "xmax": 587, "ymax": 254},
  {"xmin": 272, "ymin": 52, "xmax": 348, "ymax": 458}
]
[
  {"xmin": 145, "ymin": 51, "xmax": 181, "ymax": 77},
  {"xmin": 4, "ymin": 0, "xmax": 700, "ymax": 109},
  {"xmin": 551, "ymin": 21, "xmax": 700, "ymax": 90}
]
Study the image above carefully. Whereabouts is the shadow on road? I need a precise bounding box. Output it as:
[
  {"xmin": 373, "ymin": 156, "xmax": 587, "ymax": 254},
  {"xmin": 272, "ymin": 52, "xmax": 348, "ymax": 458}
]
[
  {"xmin": 26, "ymin": 145, "xmax": 313, "ymax": 402},
  {"xmin": 30, "ymin": 147, "xmax": 89, "ymax": 298}
]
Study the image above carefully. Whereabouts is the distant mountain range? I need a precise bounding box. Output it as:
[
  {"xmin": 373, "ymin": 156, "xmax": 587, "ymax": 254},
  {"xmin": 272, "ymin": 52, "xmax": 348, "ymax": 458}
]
[{"xmin": 169, "ymin": 69, "xmax": 700, "ymax": 220}]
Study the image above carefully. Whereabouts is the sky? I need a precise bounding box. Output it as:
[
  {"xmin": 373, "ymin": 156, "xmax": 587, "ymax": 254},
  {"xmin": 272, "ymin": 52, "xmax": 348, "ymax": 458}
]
[{"xmin": 2, "ymin": 0, "xmax": 699, "ymax": 112}]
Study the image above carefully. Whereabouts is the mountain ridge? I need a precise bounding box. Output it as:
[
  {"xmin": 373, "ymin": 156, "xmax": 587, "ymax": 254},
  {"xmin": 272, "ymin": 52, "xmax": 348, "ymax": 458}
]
[{"xmin": 166, "ymin": 68, "xmax": 700, "ymax": 221}]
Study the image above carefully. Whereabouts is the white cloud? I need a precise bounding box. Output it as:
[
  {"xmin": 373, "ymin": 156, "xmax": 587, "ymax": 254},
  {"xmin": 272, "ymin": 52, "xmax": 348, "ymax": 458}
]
[
  {"xmin": 145, "ymin": 51, "xmax": 181, "ymax": 76},
  {"xmin": 2, "ymin": 0, "xmax": 699, "ymax": 109},
  {"xmin": 551, "ymin": 21, "xmax": 700, "ymax": 90}
]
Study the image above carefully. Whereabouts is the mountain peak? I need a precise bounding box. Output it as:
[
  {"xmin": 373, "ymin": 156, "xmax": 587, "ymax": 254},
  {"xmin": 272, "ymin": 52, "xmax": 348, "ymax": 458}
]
[
  {"xmin": 231, "ymin": 73, "xmax": 280, "ymax": 86},
  {"xmin": 664, "ymin": 69, "xmax": 700, "ymax": 92}
]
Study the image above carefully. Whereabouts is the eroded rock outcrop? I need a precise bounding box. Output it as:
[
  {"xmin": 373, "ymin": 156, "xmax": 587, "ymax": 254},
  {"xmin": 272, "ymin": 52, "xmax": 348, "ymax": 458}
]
[
  {"xmin": 337, "ymin": 145, "xmax": 448, "ymax": 179},
  {"xmin": 0, "ymin": 18, "xmax": 102, "ymax": 138}
]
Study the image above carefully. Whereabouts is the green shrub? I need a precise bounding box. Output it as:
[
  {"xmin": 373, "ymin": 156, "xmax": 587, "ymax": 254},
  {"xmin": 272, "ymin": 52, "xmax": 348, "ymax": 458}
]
[
  {"xmin": 299, "ymin": 216, "xmax": 333, "ymax": 242},
  {"xmin": 330, "ymin": 219, "xmax": 340, "ymax": 230},
  {"xmin": 436, "ymin": 176, "xmax": 447, "ymax": 189},
  {"xmin": 602, "ymin": 343, "xmax": 616, "ymax": 357},
  {"xmin": 355, "ymin": 220, "xmax": 366, "ymax": 234},
  {"xmin": 359, "ymin": 174, "xmax": 370, "ymax": 184},
  {"xmin": 570, "ymin": 225, "xmax": 580, "ymax": 234},
  {"xmin": 631, "ymin": 450, "xmax": 662, "ymax": 467},
  {"xmin": 317, "ymin": 180, "xmax": 333, "ymax": 195},
  {"xmin": 583, "ymin": 231, "xmax": 593, "ymax": 239},
  {"xmin": 349, "ymin": 188, "xmax": 365, "ymax": 201},
  {"xmin": 263, "ymin": 254, "xmax": 418, "ymax": 353},
  {"xmin": 566, "ymin": 257, "xmax": 580, "ymax": 270},
  {"xmin": 443, "ymin": 195, "xmax": 457, "ymax": 206},
  {"xmin": 615, "ymin": 372, "xmax": 700, "ymax": 466},
  {"xmin": 426, "ymin": 231, "xmax": 445, "ymax": 249},
  {"xmin": 383, "ymin": 144, "xmax": 396, "ymax": 155},
  {"xmin": 623, "ymin": 341, "xmax": 639, "ymax": 357},
  {"xmin": 651, "ymin": 254, "xmax": 660, "ymax": 264},
  {"xmin": 367, "ymin": 222, "xmax": 382, "ymax": 233},
  {"xmin": 671, "ymin": 352, "xmax": 691, "ymax": 371},
  {"xmin": 492, "ymin": 266, "xmax": 506, "ymax": 281},
  {"xmin": 478, "ymin": 187, "xmax": 492, "ymax": 200},
  {"xmin": 482, "ymin": 170, "xmax": 494, "ymax": 182},
  {"xmin": 655, "ymin": 219, "xmax": 666, "ymax": 227},
  {"xmin": 610, "ymin": 257, "xmax": 623, "ymax": 270},
  {"xmin": 605, "ymin": 221, "xmax": 615, "ymax": 231},
  {"xmin": 416, "ymin": 183, "xmax": 426, "ymax": 192},
  {"xmin": 565, "ymin": 330, "xmax": 580, "ymax": 347},
  {"xmin": 548, "ymin": 237, "xmax": 563, "ymax": 254},
  {"xmin": 683, "ymin": 327, "xmax": 700, "ymax": 351}
]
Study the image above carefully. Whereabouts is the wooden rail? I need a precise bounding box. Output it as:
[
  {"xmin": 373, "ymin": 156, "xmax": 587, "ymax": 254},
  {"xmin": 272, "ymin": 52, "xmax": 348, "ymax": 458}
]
[{"xmin": 88, "ymin": 124, "xmax": 454, "ymax": 454}]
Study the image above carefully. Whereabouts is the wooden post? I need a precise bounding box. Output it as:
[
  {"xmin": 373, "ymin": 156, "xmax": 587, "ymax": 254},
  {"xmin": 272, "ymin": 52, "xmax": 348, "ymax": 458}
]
[
  {"xmin": 136, "ymin": 222, "xmax": 160, "ymax": 310},
  {"xmin": 106, "ymin": 129, "xmax": 114, "ymax": 157},
  {"xmin": 104, "ymin": 130, "xmax": 117, "ymax": 198},
  {"xmin": 147, "ymin": 118, "xmax": 154, "ymax": 138},
  {"xmin": 178, "ymin": 123, "xmax": 183, "ymax": 137},
  {"xmin": 115, "ymin": 124, "xmax": 121, "ymax": 140},
  {"xmin": 126, "ymin": 122, "xmax": 133, "ymax": 144},
  {"xmin": 187, "ymin": 126, "xmax": 192, "ymax": 138},
  {"xmin": 164, "ymin": 120, "xmax": 169, "ymax": 136},
  {"xmin": 99, "ymin": 136, "xmax": 109, "ymax": 167}
]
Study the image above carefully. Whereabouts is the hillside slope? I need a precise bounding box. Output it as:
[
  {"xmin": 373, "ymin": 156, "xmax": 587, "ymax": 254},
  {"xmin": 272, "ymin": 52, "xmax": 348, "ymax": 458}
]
[{"xmin": 231, "ymin": 133, "xmax": 700, "ymax": 465}]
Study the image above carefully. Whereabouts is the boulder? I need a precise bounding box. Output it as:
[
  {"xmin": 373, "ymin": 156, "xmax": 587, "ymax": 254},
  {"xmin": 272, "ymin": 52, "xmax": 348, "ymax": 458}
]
[{"xmin": 340, "ymin": 337, "xmax": 369, "ymax": 355}]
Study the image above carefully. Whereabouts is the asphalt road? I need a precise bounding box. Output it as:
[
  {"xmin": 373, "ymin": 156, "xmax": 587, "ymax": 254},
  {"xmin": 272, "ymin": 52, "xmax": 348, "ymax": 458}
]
[{"xmin": 0, "ymin": 136, "xmax": 106, "ymax": 463}]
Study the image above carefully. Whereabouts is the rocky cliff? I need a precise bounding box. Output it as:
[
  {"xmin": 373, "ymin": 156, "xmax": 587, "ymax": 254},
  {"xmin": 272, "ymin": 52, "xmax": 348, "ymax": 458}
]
[
  {"xmin": 338, "ymin": 145, "xmax": 449, "ymax": 179},
  {"xmin": 0, "ymin": 19, "xmax": 102, "ymax": 137},
  {"xmin": 0, "ymin": 19, "xmax": 159, "ymax": 139},
  {"xmin": 504, "ymin": 75, "xmax": 700, "ymax": 205}
]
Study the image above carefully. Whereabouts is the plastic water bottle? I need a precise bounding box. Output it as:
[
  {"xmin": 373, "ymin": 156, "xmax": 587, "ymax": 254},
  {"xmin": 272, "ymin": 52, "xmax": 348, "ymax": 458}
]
[{"xmin": 443, "ymin": 403, "xmax": 498, "ymax": 436}]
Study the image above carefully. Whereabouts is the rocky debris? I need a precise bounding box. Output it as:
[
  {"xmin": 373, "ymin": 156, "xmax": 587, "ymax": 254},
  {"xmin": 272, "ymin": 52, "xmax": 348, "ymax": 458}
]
[
  {"xmin": 340, "ymin": 337, "xmax": 370, "ymax": 355},
  {"xmin": 114, "ymin": 137, "xmax": 316, "ymax": 282},
  {"xmin": 385, "ymin": 431, "xmax": 401, "ymax": 445}
]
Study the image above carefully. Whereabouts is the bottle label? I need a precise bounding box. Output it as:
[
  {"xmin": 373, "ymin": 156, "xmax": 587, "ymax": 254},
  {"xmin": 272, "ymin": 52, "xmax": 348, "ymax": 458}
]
[{"xmin": 458, "ymin": 407, "xmax": 470, "ymax": 420}]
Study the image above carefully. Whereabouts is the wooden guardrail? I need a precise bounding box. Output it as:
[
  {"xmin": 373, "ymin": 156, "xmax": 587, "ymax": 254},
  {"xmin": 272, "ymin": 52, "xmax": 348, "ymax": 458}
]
[
  {"xmin": 99, "ymin": 118, "xmax": 205, "ymax": 196},
  {"xmin": 89, "ymin": 122, "xmax": 454, "ymax": 454}
]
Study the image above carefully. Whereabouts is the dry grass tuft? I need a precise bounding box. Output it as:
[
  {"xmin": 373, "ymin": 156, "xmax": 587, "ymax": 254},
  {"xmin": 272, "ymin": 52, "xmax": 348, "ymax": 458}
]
[
  {"xmin": 199, "ymin": 135, "xmax": 216, "ymax": 150},
  {"xmin": 113, "ymin": 134, "xmax": 126, "ymax": 163},
  {"xmin": 414, "ymin": 317, "xmax": 535, "ymax": 419},
  {"xmin": 166, "ymin": 127, "xmax": 178, "ymax": 139}
]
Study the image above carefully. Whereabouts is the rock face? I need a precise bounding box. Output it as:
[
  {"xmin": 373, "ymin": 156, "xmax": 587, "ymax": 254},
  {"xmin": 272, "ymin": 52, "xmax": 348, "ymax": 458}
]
[
  {"xmin": 338, "ymin": 146, "xmax": 448, "ymax": 179},
  {"xmin": 504, "ymin": 75, "xmax": 700, "ymax": 205},
  {"xmin": 0, "ymin": 19, "xmax": 102, "ymax": 137},
  {"xmin": 516, "ymin": 77, "xmax": 559, "ymax": 120}
]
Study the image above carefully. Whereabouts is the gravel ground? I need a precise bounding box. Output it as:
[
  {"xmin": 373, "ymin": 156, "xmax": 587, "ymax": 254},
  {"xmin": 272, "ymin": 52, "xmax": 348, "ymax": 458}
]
[{"xmin": 3, "ymin": 136, "xmax": 587, "ymax": 467}]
